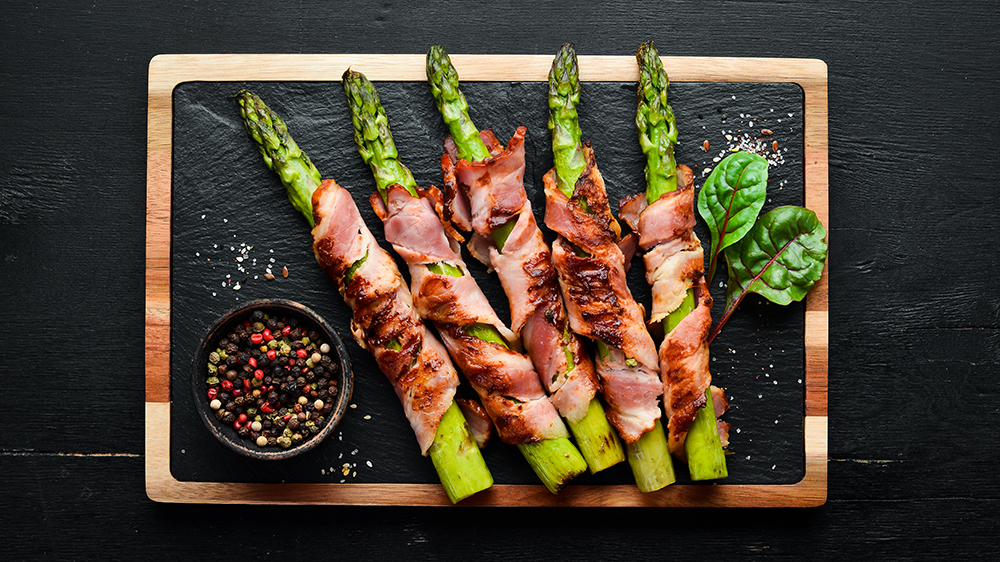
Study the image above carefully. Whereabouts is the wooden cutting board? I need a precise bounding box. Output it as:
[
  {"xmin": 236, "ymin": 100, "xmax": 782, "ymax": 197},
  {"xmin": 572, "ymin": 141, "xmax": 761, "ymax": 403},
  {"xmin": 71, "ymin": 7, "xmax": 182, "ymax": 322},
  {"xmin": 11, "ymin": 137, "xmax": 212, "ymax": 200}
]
[{"xmin": 146, "ymin": 54, "xmax": 828, "ymax": 506}]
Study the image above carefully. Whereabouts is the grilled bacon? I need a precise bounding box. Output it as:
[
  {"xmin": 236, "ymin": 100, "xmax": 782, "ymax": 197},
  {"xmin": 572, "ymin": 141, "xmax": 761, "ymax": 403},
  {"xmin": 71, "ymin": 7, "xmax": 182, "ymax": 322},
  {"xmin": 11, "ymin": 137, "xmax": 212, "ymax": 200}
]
[
  {"xmin": 543, "ymin": 145, "xmax": 663, "ymax": 443},
  {"xmin": 309, "ymin": 179, "xmax": 459, "ymax": 455},
  {"xmin": 620, "ymin": 165, "xmax": 730, "ymax": 458},
  {"xmin": 441, "ymin": 127, "xmax": 600, "ymax": 424},
  {"xmin": 371, "ymin": 183, "xmax": 569, "ymax": 445}
]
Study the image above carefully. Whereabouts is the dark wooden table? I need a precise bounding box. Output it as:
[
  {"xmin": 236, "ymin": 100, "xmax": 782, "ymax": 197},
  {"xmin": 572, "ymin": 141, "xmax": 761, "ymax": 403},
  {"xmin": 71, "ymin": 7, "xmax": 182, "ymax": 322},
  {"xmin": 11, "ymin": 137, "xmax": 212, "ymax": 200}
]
[{"xmin": 2, "ymin": 0, "xmax": 997, "ymax": 558}]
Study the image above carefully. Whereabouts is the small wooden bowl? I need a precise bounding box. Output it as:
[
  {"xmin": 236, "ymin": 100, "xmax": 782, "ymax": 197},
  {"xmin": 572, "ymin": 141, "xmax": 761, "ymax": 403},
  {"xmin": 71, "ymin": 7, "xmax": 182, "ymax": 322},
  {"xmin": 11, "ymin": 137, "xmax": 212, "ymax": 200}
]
[{"xmin": 192, "ymin": 299, "xmax": 353, "ymax": 460}]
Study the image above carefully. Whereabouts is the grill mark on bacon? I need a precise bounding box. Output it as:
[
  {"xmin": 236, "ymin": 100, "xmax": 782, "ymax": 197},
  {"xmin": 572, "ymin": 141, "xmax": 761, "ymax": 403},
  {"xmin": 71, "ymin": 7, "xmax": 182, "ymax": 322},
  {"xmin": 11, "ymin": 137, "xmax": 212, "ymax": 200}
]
[
  {"xmin": 310, "ymin": 179, "xmax": 458, "ymax": 455},
  {"xmin": 441, "ymin": 128, "xmax": 600, "ymax": 424},
  {"xmin": 376, "ymin": 181, "xmax": 569, "ymax": 445},
  {"xmin": 543, "ymin": 145, "xmax": 662, "ymax": 440},
  {"xmin": 623, "ymin": 165, "xmax": 729, "ymax": 458}
]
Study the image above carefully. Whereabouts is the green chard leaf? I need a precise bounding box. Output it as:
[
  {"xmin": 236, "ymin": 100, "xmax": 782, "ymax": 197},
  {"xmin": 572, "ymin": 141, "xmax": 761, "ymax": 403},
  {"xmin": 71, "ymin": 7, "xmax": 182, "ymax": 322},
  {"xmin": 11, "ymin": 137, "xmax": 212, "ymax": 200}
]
[
  {"xmin": 709, "ymin": 206, "xmax": 828, "ymax": 343},
  {"xmin": 696, "ymin": 151, "xmax": 769, "ymax": 281}
]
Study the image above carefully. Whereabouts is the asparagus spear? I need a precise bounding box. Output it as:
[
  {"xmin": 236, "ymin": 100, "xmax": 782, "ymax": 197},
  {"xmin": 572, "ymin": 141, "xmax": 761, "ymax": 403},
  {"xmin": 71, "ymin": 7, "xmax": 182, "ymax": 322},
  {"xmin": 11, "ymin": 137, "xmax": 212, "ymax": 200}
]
[
  {"xmin": 235, "ymin": 90, "xmax": 493, "ymax": 503},
  {"xmin": 636, "ymin": 40, "xmax": 727, "ymax": 480},
  {"xmin": 549, "ymin": 43, "xmax": 676, "ymax": 491},
  {"xmin": 547, "ymin": 44, "xmax": 589, "ymax": 200},
  {"xmin": 426, "ymin": 45, "xmax": 625, "ymax": 474},
  {"xmin": 343, "ymin": 70, "xmax": 587, "ymax": 493}
]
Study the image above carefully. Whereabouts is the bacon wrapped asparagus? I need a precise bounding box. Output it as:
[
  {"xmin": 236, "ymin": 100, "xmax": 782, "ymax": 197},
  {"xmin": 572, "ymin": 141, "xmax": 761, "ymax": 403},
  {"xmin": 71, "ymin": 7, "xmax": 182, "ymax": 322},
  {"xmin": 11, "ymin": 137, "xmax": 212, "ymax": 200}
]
[
  {"xmin": 342, "ymin": 70, "xmax": 587, "ymax": 493},
  {"xmin": 425, "ymin": 46, "xmax": 624, "ymax": 474},
  {"xmin": 543, "ymin": 44, "xmax": 676, "ymax": 492},
  {"xmin": 618, "ymin": 41, "xmax": 728, "ymax": 480},
  {"xmin": 235, "ymin": 90, "xmax": 493, "ymax": 503}
]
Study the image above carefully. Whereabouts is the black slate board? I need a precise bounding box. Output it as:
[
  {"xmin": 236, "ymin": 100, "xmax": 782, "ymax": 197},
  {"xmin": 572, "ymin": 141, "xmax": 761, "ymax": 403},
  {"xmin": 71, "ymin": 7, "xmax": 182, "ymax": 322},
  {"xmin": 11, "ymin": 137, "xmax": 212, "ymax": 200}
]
[{"xmin": 169, "ymin": 79, "xmax": 805, "ymax": 487}]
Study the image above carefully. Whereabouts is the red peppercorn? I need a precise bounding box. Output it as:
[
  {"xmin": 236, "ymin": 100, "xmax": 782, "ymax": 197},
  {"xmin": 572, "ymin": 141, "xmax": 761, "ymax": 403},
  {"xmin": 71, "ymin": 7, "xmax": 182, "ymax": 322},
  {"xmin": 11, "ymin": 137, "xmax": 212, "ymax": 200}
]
[
  {"xmin": 296, "ymin": 349, "xmax": 307, "ymax": 359},
  {"xmin": 221, "ymin": 380, "xmax": 233, "ymax": 391},
  {"xmin": 288, "ymin": 359, "xmax": 297, "ymax": 367},
  {"xmin": 263, "ymin": 328, "xmax": 273, "ymax": 341},
  {"xmin": 250, "ymin": 333, "xmax": 264, "ymax": 345},
  {"xmin": 282, "ymin": 325, "xmax": 291, "ymax": 336},
  {"xmin": 254, "ymin": 369, "xmax": 264, "ymax": 380},
  {"xmin": 248, "ymin": 357, "xmax": 257, "ymax": 368},
  {"xmin": 266, "ymin": 350, "xmax": 277, "ymax": 361},
  {"xmin": 283, "ymin": 414, "xmax": 292, "ymax": 421},
  {"xmin": 261, "ymin": 403, "xmax": 275, "ymax": 413},
  {"xmin": 207, "ymin": 388, "xmax": 218, "ymax": 400},
  {"xmin": 232, "ymin": 388, "xmax": 243, "ymax": 397},
  {"xmin": 233, "ymin": 420, "xmax": 243, "ymax": 430},
  {"xmin": 243, "ymin": 378, "xmax": 251, "ymax": 390},
  {"xmin": 243, "ymin": 321, "xmax": 251, "ymax": 327},
  {"xmin": 238, "ymin": 413, "xmax": 248, "ymax": 423}
]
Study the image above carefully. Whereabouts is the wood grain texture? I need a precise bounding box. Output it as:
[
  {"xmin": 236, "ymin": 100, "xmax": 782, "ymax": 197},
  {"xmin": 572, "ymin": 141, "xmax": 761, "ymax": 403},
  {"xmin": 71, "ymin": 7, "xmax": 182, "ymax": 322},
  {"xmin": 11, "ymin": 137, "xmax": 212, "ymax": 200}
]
[
  {"xmin": 5, "ymin": 0, "xmax": 999, "ymax": 556},
  {"xmin": 146, "ymin": 54, "xmax": 827, "ymax": 506}
]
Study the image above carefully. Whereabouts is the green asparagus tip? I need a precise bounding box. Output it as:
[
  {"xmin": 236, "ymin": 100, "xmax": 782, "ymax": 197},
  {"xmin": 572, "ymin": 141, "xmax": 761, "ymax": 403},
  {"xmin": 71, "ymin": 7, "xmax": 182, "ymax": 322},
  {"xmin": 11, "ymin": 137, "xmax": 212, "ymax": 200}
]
[
  {"xmin": 635, "ymin": 40, "xmax": 679, "ymax": 204},
  {"xmin": 426, "ymin": 45, "xmax": 491, "ymax": 163},
  {"xmin": 234, "ymin": 89, "xmax": 322, "ymax": 225},
  {"xmin": 548, "ymin": 43, "xmax": 587, "ymax": 198},
  {"xmin": 342, "ymin": 69, "xmax": 418, "ymax": 199}
]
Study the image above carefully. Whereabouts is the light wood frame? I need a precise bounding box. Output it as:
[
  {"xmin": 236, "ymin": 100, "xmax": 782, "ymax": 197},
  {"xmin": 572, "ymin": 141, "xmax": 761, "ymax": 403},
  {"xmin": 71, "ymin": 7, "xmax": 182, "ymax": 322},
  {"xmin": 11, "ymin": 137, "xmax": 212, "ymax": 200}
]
[{"xmin": 146, "ymin": 54, "xmax": 828, "ymax": 506}]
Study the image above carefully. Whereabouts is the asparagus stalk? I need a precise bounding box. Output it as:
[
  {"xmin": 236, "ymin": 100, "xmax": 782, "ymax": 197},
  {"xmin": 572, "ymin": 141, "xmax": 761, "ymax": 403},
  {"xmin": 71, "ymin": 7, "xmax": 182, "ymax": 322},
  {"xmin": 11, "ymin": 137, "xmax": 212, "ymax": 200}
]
[
  {"xmin": 547, "ymin": 44, "xmax": 589, "ymax": 199},
  {"xmin": 343, "ymin": 70, "xmax": 587, "ymax": 492},
  {"xmin": 426, "ymin": 45, "xmax": 510, "ymax": 251},
  {"xmin": 235, "ymin": 90, "xmax": 493, "ymax": 502},
  {"xmin": 636, "ymin": 40, "xmax": 728, "ymax": 481},
  {"xmin": 427, "ymin": 46, "xmax": 625, "ymax": 474},
  {"xmin": 549, "ymin": 43, "xmax": 675, "ymax": 490}
]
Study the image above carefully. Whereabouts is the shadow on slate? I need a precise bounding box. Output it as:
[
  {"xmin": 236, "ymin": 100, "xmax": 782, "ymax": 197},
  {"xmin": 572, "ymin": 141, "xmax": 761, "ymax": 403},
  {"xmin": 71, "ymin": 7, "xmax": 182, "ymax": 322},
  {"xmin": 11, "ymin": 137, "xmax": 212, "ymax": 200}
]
[{"xmin": 169, "ymin": 78, "xmax": 805, "ymax": 488}]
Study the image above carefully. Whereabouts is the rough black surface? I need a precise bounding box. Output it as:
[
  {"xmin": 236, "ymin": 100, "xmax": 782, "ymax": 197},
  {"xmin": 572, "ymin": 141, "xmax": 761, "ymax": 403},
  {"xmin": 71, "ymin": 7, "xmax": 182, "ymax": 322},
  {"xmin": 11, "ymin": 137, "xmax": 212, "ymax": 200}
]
[{"xmin": 2, "ymin": 0, "xmax": 999, "ymax": 559}]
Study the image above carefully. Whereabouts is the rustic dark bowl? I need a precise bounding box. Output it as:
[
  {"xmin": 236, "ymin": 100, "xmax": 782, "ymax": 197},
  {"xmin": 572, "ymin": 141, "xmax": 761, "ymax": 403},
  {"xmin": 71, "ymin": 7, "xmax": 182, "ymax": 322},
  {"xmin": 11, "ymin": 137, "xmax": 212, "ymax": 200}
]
[{"xmin": 192, "ymin": 298, "xmax": 353, "ymax": 460}]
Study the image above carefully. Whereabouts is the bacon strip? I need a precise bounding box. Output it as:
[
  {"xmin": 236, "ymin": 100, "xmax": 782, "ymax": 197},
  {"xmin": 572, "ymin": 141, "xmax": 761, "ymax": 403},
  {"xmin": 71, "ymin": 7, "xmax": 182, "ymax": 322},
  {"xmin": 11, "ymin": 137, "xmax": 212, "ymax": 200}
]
[
  {"xmin": 371, "ymin": 183, "xmax": 568, "ymax": 445},
  {"xmin": 309, "ymin": 179, "xmax": 459, "ymax": 455},
  {"xmin": 441, "ymin": 128, "xmax": 599, "ymax": 424},
  {"xmin": 620, "ymin": 166, "xmax": 730, "ymax": 458},
  {"xmin": 542, "ymin": 145, "xmax": 662, "ymax": 443}
]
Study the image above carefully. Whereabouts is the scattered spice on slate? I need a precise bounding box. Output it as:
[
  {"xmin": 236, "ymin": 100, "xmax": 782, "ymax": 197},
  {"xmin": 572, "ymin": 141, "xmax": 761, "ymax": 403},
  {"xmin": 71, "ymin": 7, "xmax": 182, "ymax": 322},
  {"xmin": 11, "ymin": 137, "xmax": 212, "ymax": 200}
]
[{"xmin": 205, "ymin": 310, "xmax": 340, "ymax": 449}]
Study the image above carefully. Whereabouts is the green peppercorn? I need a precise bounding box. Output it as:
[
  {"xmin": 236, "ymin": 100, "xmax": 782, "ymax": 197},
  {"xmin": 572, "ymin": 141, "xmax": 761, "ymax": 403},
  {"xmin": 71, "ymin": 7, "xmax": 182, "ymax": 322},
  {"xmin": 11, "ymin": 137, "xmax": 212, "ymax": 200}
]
[
  {"xmin": 208, "ymin": 351, "xmax": 221, "ymax": 364},
  {"xmin": 205, "ymin": 376, "xmax": 220, "ymax": 386},
  {"xmin": 252, "ymin": 321, "xmax": 265, "ymax": 333},
  {"xmin": 277, "ymin": 436, "xmax": 292, "ymax": 449}
]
